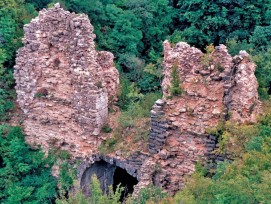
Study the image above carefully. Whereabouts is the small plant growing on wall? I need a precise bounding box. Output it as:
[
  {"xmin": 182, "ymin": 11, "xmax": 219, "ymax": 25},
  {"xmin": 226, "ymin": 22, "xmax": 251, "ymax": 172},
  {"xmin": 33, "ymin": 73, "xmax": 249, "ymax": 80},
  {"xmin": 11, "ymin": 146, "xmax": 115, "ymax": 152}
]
[
  {"xmin": 102, "ymin": 123, "xmax": 113, "ymax": 133},
  {"xmin": 170, "ymin": 64, "xmax": 182, "ymax": 96},
  {"xmin": 54, "ymin": 58, "xmax": 61, "ymax": 67},
  {"xmin": 34, "ymin": 88, "xmax": 48, "ymax": 98},
  {"xmin": 215, "ymin": 63, "xmax": 225, "ymax": 72},
  {"xmin": 95, "ymin": 81, "xmax": 103, "ymax": 89},
  {"xmin": 201, "ymin": 44, "xmax": 215, "ymax": 69}
]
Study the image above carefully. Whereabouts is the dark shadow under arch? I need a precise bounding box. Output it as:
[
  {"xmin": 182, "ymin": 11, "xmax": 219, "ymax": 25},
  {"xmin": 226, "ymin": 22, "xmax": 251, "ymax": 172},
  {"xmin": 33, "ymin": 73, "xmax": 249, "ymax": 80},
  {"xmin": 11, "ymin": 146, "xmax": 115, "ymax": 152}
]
[
  {"xmin": 113, "ymin": 166, "xmax": 139, "ymax": 202},
  {"xmin": 80, "ymin": 160, "xmax": 138, "ymax": 201}
]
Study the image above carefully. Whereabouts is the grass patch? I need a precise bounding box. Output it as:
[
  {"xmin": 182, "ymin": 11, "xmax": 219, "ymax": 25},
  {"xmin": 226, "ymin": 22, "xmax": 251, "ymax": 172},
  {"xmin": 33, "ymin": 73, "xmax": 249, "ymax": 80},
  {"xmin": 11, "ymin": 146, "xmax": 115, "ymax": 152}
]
[
  {"xmin": 99, "ymin": 92, "xmax": 161, "ymax": 154},
  {"xmin": 101, "ymin": 124, "xmax": 113, "ymax": 133}
]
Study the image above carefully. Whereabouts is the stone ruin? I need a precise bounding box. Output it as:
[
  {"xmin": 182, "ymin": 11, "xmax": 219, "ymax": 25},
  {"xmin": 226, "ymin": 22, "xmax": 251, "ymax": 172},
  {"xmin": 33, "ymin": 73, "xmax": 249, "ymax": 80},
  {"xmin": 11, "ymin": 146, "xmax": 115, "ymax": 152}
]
[
  {"xmin": 148, "ymin": 41, "xmax": 261, "ymax": 193},
  {"xmin": 14, "ymin": 3, "xmax": 262, "ymax": 198},
  {"xmin": 14, "ymin": 4, "xmax": 119, "ymax": 157}
]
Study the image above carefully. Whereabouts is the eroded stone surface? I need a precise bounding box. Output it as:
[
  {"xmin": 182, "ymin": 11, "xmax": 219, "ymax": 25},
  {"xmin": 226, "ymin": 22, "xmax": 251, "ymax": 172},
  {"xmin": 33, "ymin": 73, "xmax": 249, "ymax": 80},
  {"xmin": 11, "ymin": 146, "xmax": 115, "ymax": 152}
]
[
  {"xmin": 148, "ymin": 41, "xmax": 261, "ymax": 193},
  {"xmin": 14, "ymin": 4, "xmax": 119, "ymax": 157}
]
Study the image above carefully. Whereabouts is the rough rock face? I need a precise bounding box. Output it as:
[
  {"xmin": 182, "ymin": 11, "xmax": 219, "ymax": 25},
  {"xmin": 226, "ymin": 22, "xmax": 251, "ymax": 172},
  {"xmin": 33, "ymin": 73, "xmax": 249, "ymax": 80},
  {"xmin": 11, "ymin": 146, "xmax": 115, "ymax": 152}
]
[
  {"xmin": 14, "ymin": 4, "xmax": 119, "ymax": 156},
  {"xmin": 162, "ymin": 41, "xmax": 261, "ymax": 124},
  {"xmin": 148, "ymin": 41, "xmax": 261, "ymax": 193}
]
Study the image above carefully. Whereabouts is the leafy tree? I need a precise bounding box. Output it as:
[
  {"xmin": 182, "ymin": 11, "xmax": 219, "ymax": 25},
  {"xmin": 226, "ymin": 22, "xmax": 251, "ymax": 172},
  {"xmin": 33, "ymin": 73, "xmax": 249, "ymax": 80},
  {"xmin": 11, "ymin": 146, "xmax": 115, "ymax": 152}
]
[
  {"xmin": 250, "ymin": 25, "xmax": 271, "ymax": 50},
  {"xmin": 126, "ymin": 185, "xmax": 167, "ymax": 204},
  {"xmin": 176, "ymin": 0, "xmax": 271, "ymax": 48},
  {"xmin": 252, "ymin": 49, "xmax": 271, "ymax": 100},
  {"xmin": 63, "ymin": 0, "xmax": 173, "ymax": 90},
  {"xmin": 0, "ymin": 0, "xmax": 37, "ymax": 121},
  {"xmin": 175, "ymin": 112, "xmax": 271, "ymax": 204},
  {"xmin": 0, "ymin": 125, "xmax": 57, "ymax": 203},
  {"xmin": 125, "ymin": 0, "xmax": 174, "ymax": 57},
  {"xmin": 56, "ymin": 175, "xmax": 123, "ymax": 204},
  {"xmin": 25, "ymin": 0, "xmax": 52, "ymax": 10}
]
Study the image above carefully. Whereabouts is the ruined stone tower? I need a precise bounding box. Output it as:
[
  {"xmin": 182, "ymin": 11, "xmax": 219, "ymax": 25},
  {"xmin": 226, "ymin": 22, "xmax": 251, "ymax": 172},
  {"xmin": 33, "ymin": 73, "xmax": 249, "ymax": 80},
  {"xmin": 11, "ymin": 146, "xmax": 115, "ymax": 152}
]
[
  {"xmin": 148, "ymin": 41, "xmax": 261, "ymax": 193},
  {"xmin": 14, "ymin": 3, "xmax": 262, "ymax": 197},
  {"xmin": 14, "ymin": 4, "xmax": 119, "ymax": 156}
]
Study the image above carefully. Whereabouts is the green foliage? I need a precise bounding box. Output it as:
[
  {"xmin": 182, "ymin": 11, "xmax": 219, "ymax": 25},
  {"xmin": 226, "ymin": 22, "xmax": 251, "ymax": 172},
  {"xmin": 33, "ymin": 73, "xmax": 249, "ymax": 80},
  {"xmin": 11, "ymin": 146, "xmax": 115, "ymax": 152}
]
[
  {"xmin": 99, "ymin": 135, "xmax": 119, "ymax": 154},
  {"xmin": 126, "ymin": 185, "xmax": 167, "ymax": 204},
  {"xmin": 250, "ymin": 25, "xmax": 271, "ymax": 50},
  {"xmin": 56, "ymin": 175, "xmax": 123, "ymax": 204},
  {"xmin": 195, "ymin": 162, "xmax": 208, "ymax": 177},
  {"xmin": 167, "ymin": 30, "xmax": 186, "ymax": 44},
  {"xmin": 176, "ymin": 0, "xmax": 271, "ymax": 49},
  {"xmin": 139, "ymin": 92, "xmax": 162, "ymax": 116},
  {"xmin": 117, "ymin": 76, "xmax": 144, "ymax": 110},
  {"xmin": 252, "ymin": 50, "xmax": 271, "ymax": 100},
  {"xmin": 102, "ymin": 124, "xmax": 113, "ymax": 133},
  {"xmin": 119, "ymin": 102, "xmax": 146, "ymax": 129},
  {"xmin": 25, "ymin": 0, "xmax": 52, "ymax": 10},
  {"xmin": 119, "ymin": 91, "xmax": 162, "ymax": 128},
  {"xmin": 0, "ymin": 0, "xmax": 271, "ymax": 202},
  {"xmin": 100, "ymin": 91, "xmax": 161, "ymax": 154},
  {"xmin": 0, "ymin": 0, "xmax": 37, "ymax": 120},
  {"xmin": 58, "ymin": 150, "xmax": 72, "ymax": 160},
  {"xmin": 175, "ymin": 111, "xmax": 271, "ymax": 204},
  {"xmin": 63, "ymin": 0, "xmax": 173, "ymax": 89},
  {"xmin": 59, "ymin": 162, "xmax": 75, "ymax": 193},
  {"xmin": 0, "ymin": 89, "xmax": 14, "ymax": 121},
  {"xmin": 226, "ymin": 39, "xmax": 253, "ymax": 56},
  {"xmin": 170, "ymin": 64, "xmax": 182, "ymax": 96},
  {"xmin": 34, "ymin": 92, "xmax": 45, "ymax": 98},
  {"xmin": 0, "ymin": 125, "xmax": 57, "ymax": 203},
  {"xmin": 200, "ymin": 44, "xmax": 215, "ymax": 68}
]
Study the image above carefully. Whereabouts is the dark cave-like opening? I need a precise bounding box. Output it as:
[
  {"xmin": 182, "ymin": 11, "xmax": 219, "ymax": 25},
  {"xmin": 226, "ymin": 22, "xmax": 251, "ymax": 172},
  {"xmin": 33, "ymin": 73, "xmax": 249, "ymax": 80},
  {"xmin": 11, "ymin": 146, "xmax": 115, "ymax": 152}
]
[
  {"xmin": 80, "ymin": 160, "xmax": 138, "ymax": 201},
  {"xmin": 113, "ymin": 166, "xmax": 139, "ymax": 202},
  {"xmin": 81, "ymin": 160, "xmax": 116, "ymax": 196},
  {"xmin": 0, "ymin": 155, "xmax": 4, "ymax": 168},
  {"xmin": 268, "ymin": 82, "xmax": 271, "ymax": 95}
]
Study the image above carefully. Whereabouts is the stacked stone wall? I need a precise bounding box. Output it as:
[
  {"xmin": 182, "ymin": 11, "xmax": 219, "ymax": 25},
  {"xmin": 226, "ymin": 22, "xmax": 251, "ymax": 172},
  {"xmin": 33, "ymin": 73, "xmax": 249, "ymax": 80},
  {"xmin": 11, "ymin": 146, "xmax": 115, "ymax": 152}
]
[
  {"xmin": 148, "ymin": 41, "xmax": 261, "ymax": 193},
  {"xmin": 14, "ymin": 4, "xmax": 119, "ymax": 157}
]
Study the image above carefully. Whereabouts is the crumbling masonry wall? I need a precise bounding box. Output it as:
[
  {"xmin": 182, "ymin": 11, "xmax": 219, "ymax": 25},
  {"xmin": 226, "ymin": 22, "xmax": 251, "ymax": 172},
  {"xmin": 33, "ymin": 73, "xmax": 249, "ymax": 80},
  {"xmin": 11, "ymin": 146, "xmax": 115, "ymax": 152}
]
[
  {"xmin": 149, "ymin": 41, "xmax": 261, "ymax": 193},
  {"xmin": 14, "ymin": 4, "xmax": 262, "ymax": 196},
  {"xmin": 14, "ymin": 4, "xmax": 119, "ymax": 157}
]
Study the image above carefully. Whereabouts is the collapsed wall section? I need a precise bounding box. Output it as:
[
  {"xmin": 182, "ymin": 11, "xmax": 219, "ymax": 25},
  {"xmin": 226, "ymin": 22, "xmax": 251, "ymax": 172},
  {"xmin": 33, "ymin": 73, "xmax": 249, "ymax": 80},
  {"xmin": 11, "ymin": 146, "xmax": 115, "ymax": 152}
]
[
  {"xmin": 149, "ymin": 41, "xmax": 261, "ymax": 193},
  {"xmin": 14, "ymin": 4, "xmax": 119, "ymax": 157}
]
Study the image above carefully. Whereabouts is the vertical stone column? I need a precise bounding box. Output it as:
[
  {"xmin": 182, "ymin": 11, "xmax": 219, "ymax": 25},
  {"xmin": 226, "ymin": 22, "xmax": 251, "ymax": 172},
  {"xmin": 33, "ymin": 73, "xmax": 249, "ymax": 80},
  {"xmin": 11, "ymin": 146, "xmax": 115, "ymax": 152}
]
[{"xmin": 149, "ymin": 99, "xmax": 169, "ymax": 154}]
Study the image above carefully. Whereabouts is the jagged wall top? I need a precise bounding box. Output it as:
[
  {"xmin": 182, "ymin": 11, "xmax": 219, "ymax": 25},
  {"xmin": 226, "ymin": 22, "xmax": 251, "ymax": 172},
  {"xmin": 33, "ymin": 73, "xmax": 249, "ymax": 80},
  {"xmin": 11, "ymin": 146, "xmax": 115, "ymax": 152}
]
[
  {"xmin": 162, "ymin": 40, "xmax": 261, "ymax": 125},
  {"xmin": 146, "ymin": 41, "xmax": 262, "ymax": 193},
  {"xmin": 14, "ymin": 4, "xmax": 119, "ymax": 157}
]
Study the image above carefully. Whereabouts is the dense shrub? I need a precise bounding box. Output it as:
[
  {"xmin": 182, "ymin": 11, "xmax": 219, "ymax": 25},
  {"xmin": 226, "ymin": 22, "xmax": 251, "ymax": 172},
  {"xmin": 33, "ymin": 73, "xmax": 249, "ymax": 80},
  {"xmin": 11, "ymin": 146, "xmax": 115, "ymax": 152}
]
[
  {"xmin": 56, "ymin": 175, "xmax": 123, "ymax": 204},
  {"xmin": 175, "ymin": 111, "xmax": 271, "ymax": 204},
  {"xmin": 0, "ymin": 125, "xmax": 57, "ymax": 203},
  {"xmin": 170, "ymin": 64, "xmax": 182, "ymax": 96},
  {"xmin": 126, "ymin": 185, "xmax": 167, "ymax": 204}
]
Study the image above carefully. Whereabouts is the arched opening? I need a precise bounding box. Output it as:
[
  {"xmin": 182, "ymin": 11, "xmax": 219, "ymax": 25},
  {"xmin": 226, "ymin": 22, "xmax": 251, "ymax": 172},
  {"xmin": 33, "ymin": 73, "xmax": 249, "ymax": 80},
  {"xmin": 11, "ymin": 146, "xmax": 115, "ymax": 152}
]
[
  {"xmin": 80, "ymin": 160, "xmax": 116, "ymax": 196},
  {"xmin": 113, "ymin": 166, "xmax": 139, "ymax": 202},
  {"xmin": 80, "ymin": 160, "xmax": 138, "ymax": 201}
]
